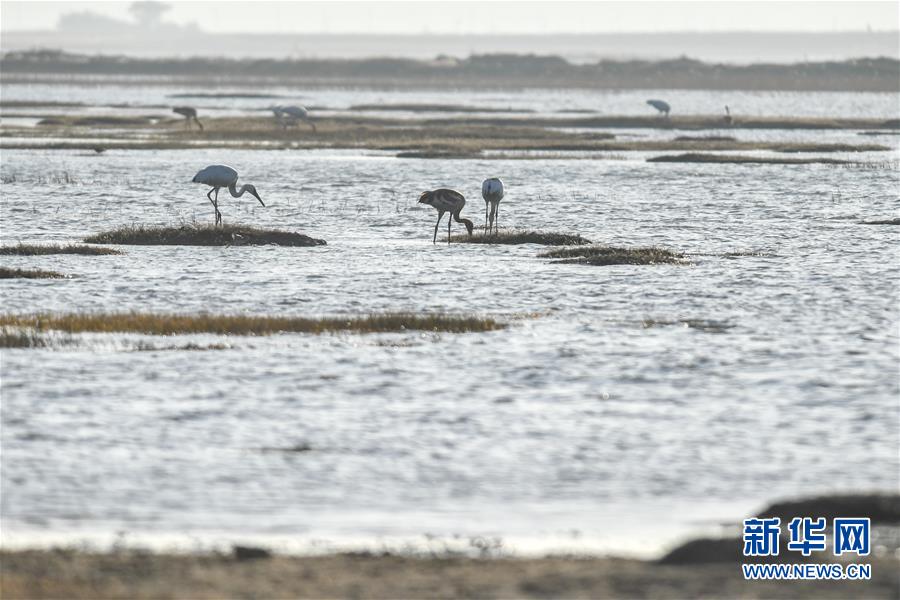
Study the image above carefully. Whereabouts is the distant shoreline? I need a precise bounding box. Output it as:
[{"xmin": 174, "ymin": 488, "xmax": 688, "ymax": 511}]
[{"xmin": 2, "ymin": 50, "xmax": 898, "ymax": 92}]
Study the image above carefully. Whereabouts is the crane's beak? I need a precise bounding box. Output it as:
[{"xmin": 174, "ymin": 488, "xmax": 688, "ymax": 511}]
[{"xmin": 252, "ymin": 191, "xmax": 265, "ymax": 207}]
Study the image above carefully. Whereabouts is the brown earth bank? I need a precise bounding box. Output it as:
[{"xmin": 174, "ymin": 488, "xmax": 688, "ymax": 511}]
[
  {"xmin": 2, "ymin": 51, "xmax": 898, "ymax": 92},
  {"xmin": 1, "ymin": 550, "xmax": 897, "ymax": 599}
]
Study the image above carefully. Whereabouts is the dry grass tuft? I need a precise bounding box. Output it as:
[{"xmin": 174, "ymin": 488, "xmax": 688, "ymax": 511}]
[
  {"xmin": 540, "ymin": 245, "xmax": 689, "ymax": 266},
  {"xmin": 0, "ymin": 312, "xmax": 505, "ymax": 336},
  {"xmin": 0, "ymin": 243, "xmax": 121, "ymax": 256},
  {"xmin": 84, "ymin": 224, "xmax": 326, "ymax": 247},
  {"xmin": 450, "ymin": 230, "xmax": 591, "ymax": 246},
  {"xmin": 0, "ymin": 267, "xmax": 67, "ymax": 279}
]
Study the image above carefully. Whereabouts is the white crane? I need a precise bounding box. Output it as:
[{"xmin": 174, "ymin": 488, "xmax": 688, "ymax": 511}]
[
  {"xmin": 646, "ymin": 99, "xmax": 671, "ymax": 117},
  {"xmin": 191, "ymin": 165, "xmax": 264, "ymax": 227},
  {"xmin": 173, "ymin": 106, "xmax": 203, "ymax": 131},
  {"xmin": 481, "ymin": 177, "xmax": 505, "ymax": 236},
  {"xmin": 418, "ymin": 189, "xmax": 474, "ymax": 244},
  {"xmin": 272, "ymin": 105, "xmax": 316, "ymax": 132}
]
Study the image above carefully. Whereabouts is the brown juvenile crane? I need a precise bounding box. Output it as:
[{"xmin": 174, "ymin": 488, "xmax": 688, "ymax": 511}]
[
  {"xmin": 173, "ymin": 106, "xmax": 203, "ymax": 131},
  {"xmin": 418, "ymin": 189, "xmax": 474, "ymax": 244}
]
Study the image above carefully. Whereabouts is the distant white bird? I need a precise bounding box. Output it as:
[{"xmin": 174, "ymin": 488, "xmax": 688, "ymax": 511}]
[
  {"xmin": 173, "ymin": 106, "xmax": 203, "ymax": 131},
  {"xmin": 191, "ymin": 165, "xmax": 264, "ymax": 227},
  {"xmin": 418, "ymin": 189, "xmax": 474, "ymax": 244},
  {"xmin": 481, "ymin": 177, "xmax": 505, "ymax": 236},
  {"xmin": 272, "ymin": 105, "xmax": 316, "ymax": 132},
  {"xmin": 646, "ymin": 99, "xmax": 671, "ymax": 117}
]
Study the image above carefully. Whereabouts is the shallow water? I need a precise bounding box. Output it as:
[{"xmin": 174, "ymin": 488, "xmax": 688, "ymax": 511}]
[
  {"xmin": 1, "ymin": 104, "xmax": 899, "ymax": 556},
  {"xmin": 3, "ymin": 82, "xmax": 900, "ymax": 120}
]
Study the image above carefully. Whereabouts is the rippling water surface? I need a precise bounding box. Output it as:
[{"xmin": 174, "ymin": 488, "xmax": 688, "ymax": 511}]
[{"xmin": 1, "ymin": 87, "xmax": 899, "ymax": 556}]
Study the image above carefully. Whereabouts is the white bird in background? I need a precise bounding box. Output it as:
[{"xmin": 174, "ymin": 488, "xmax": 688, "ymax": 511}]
[
  {"xmin": 481, "ymin": 177, "xmax": 505, "ymax": 236},
  {"xmin": 272, "ymin": 105, "xmax": 316, "ymax": 132},
  {"xmin": 191, "ymin": 165, "xmax": 265, "ymax": 227},
  {"xmin": 173, "ymin": 106, "xmax": 203, "ymax": 131},
  {"xmin": 646, "ymin": 99, "xmax": 671, "ymax": 117},
  {"xmin": 418, "ymin": 189, "xmax": 474, "ymax": 244}
]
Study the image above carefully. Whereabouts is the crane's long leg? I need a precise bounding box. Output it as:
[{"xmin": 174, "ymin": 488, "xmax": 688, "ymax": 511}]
[
  {"xmin": 207, "ymin": 187, "xmax": 218, "ymax": 226},
  {"xmin": 433, "ymin": 212, "xmax": 443, "ymax": 244},
  {"xmin": 447, "ymin": 214, "xmax": 452, "ymax": 243},
  {"xmin": 484, "ymin": 202, "xmax": 489, "ymax": 235},
  {"xmin": 494, "ymin": 202, "xmax": 500, "ymax": 235}
]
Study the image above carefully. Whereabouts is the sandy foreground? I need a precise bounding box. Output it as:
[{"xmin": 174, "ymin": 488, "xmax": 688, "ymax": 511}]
[{"xmin": 1, "ymin": 549, "xmax": 898, "ymax": 599}]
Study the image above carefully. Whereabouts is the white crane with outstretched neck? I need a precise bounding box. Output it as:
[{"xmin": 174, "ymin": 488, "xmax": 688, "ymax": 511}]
[
  {"xmin": 272, "ymin": 105, "xmax": 316, "ymax": 132},
  {"xmin": 481, "ymin": 177, "xmax": 505, "ymax": 236},
  {"xmin": 418, "ymin": 189, "xmax": 474, "ymax": 244},
  {"xmin": 191, "ymin": 165, "xmax": 265, "ymax": 227}
]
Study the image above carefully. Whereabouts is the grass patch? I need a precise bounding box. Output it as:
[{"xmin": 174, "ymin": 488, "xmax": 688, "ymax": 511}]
[
  {"xmin": 132, "ymin": 342, "xmax": 231, "ymax": 351},
  {"xmin": 0, "ymin": 312, "xmax": 506, "ymax": 336},
  {"xmin": 647, "ymin": 153, "xmax": 848, "ymax": 165},
  {"xmin": 84, "ymin": 224, "xmax": 326, "ymax": 247},
  {"xmin": 450, "ymin": 230, "xmax": 591, "ymax": 245},
  {"xmin": 674, "ymin": 135, "xmax": 737, "ymax": 142},
  {"xmin": 396, "ymin": 150, "xmax": 482, "ymax": 159},
  {"xmin": 540, "ymin": 245, "xmax": 689, "ymax": 266},
  {"xmin": 0, "ymin": 267, "xmax": 66, "ymax": 279},
  {"xmin": 641, "ymin": 318, "xmax": 733, "ymax": 333},
  {"xmin": 0, "ymin": 329, "xmax": 52, "ymax": 348},
  {"xmin": 351, "ymin": 103, "xmax": 532, "ymax": 113},
  {"xmin": 0, "ymin": 243, "xmax": 121, "ymax": 256},
  {"xmin": 858, "ymin": 218, "xmax": 900, "ymax": 225}
]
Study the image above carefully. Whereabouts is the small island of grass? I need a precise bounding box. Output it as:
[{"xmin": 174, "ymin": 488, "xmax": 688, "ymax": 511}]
[
  {"xmin": 858, "ymin": 218, "xmax": 900, "ymax": 225},
  {"xmin": 450, "ymin": 230, "xmax": 591, "ymax": 245},
  {"xmin": 647, "ymin": 153, "xmax": 848, "ymax": 165},
  {"xmin": 0, "ymin": 243, "xmax": 122, "ymax": 256},
  {"xmin": 0, "ymin": 312, "xmax": 505, "ymax": 336},
  {"xmin": 83, "ymin": 224, "xmax": 326, "ymax": 247},
  {"xmin": 0, "ymin": 267, "xmax": 67, "ymax": 279},
  {"xmin": 540, "ymin": 245, "xmax": 689, "ymax": 266}
]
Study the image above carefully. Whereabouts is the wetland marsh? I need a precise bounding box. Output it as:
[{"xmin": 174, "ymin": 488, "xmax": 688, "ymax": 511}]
[{"xmin": 1, "ymin": 76, "xmax": 898, "ymax": 564}]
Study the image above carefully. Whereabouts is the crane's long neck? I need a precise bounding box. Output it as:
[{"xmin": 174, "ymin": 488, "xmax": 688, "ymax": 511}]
[
  {"xmin": 452, "ymin": 211, "xmax": 474, "ymax": 236},
  {"xmin": 228, "ymin": 183, "xmax": 244, "ymax": 198}
]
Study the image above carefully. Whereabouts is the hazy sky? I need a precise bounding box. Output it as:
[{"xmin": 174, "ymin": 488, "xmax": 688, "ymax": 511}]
[{"xmin": 2, "ymin": 1, "xmax": 898, "ymax": 34}]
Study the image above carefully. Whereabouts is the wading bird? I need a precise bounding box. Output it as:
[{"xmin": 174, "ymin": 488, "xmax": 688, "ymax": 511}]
[
  {"xmin": 191, "ymin": 165, "xmax": 264, "ymax": 227},
  {"xmin": 481, "ymin": 177, "xmax": 505, "ymax": 235},
  {"xmin": 418, "ymin": 189, "xmax": 474, "ymax": 244},
  {"xmin": 646, "ymin": 99, "xmax": 671, "ymax": 117},
  {"xmin": 173, "ymin": 106, "xmax": 203, "ymax": 131},
  {"xmin": 272, "ymin": 105, "xmax": 316, "ymax": 132},
  {"xmin": 723, "ymin": 105, "xmax": 733, "ymax": 126}
]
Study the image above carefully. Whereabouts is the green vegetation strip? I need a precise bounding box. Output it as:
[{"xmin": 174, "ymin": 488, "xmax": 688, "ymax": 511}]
[
  {"xmin": 451, "ymin": 231, "xmax": 591, "ymax": 245},
  {"xmin": 0, "ymin": 267, "xmax": 66, "ymax": 279},
  {"xmin": 84, "ymin": 225, "xmax": 326, "ymax": 247},
  {"xmin": 0, "ymin": 313, "xmax": 505, "ymax": 336},
  {"xmin": 0, "ymin": 243, "xmax": 121, "ymax": 256},
  {"xmin": 540, "ymin": 245, "xmax": 689, "ymax": 266}
]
